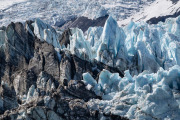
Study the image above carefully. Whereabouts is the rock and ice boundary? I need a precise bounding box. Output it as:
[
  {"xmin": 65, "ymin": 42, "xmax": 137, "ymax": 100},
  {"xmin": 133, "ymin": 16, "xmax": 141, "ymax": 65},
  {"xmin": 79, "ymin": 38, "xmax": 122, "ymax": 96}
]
[{"xmin": 0, "ymin": 15, "xmax": 180, "ymax": 120}]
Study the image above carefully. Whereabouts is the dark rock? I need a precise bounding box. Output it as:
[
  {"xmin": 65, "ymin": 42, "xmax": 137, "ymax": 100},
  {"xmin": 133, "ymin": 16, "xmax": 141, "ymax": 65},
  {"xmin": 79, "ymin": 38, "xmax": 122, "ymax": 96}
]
[
  {"xmin": 171, "ymin": 0, "xmax": 179, "ymax": 4},
  {"xmin": 147, "ymin": 10, "xmax": 180, "ymax": 24},
  {"xmin": 59, "ymin": 28, "xmax": 72, "ymax": 47},
  {"xmin": 64, "ymin": 80, "xmax": 99, "ymax": 101},
  {"xmin": 59, "ymin": 51, "xmax": 73, "ymax": 85},
  {"xmin": 0, "ymin": 84, "xmax": 18, "ymax": 112},
  {"xmin": 60, "ymin": 15, "xmax": 109, "ymax": 32},
  {"xmin": 28, "ymin": 39, "xmax": 60, "ymax": 80},
  {"xmin": 0, "ymin": 22, "xmax": 34, "ymax": 86},
  {"xmin": 5, "ymin": 22, "xmax": 33, "ymax": 63},
  {"xmin": 36, "ymin": 71, "xmax": 59, "ymax": 96},
  {"xmin": 13, "ymin": 69, "xmax": 37, "ymax": 96}
]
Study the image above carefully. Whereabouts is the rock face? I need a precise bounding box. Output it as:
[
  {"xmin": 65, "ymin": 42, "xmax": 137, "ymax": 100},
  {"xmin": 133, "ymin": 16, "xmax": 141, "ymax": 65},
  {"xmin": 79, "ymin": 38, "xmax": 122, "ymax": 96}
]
[
  {"xmin": 0, "ymin": 19, "xmax": 126, "ymax": 120},
  {"xmin": 0, "ymin": 83, "xmax": 18, "ymax": 113},
  {"xmin": 60, "ymin": 15, "xmax": 108, "ymax": 32},
  {"xmin": 59, "ymin": 29, "xmax": 72, "ymax": 48},
  {"xmin": 1, "ymin": 22, "xmax": 34, "ymax": 86}
]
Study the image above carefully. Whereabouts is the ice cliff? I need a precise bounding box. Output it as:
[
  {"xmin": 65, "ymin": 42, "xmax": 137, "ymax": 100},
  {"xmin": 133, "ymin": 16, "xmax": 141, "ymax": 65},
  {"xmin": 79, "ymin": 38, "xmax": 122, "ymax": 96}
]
[
  {"xmin": 66, "ymin": 15, "xmax": 180, "ymax": 75},
  {"xmin": 31, "ymin": 16, "xmax": 180, "ymax": 119},
  {"xmin": 68, "ymin": 15, "xmax": 180, "ymax": 119},
  {"xmin": 83, "ymin": 66, "xmax": 180, "ymax": 119},
  {"xmin": 1, "ymin": 14, "xmax": 180, "ymax": 120}
]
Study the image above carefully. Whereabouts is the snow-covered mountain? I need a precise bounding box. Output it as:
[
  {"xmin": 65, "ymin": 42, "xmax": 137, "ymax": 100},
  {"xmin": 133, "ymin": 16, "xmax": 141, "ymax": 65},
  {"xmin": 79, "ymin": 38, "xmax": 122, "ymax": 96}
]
[
  {"xmin": 119, "ymin": 0, "xmax": 180, "ymax": 25},
  {"xmin": 1, "ymin": 0, "xmax": 180, "ymax": 27}
]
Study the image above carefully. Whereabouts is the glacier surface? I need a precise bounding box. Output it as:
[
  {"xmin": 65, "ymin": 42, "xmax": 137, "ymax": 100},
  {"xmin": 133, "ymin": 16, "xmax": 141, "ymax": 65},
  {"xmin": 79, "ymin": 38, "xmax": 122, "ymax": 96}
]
[
  {"xmin": 1, "ymin": 0, "xmax": 180, "ymax": 27},
  {"xmin": 67, "ymin": 15, "xmax": 180, "ymax": 76},
  {"xmin": 1, "ymin": 10, "xmax": 180, "ymax": 119},
  {"xmin": 69, "ymin": 15, "xmax": 180, "ymax": 119},
  {"xmin": 83, "ymin": 65, "xmax": 180, "ymax": 119},
  {"xmin": 0, "ymin": 0, "xmax": 156, "ymax": 27},
  {"xmin": 34, "ymin": 18, "xmax": 61, "ymax": 48}
]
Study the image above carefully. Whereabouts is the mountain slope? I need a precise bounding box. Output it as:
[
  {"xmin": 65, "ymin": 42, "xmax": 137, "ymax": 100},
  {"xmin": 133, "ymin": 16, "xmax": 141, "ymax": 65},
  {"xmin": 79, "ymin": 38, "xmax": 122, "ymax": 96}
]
[{"xmin": 119, "ymin": 0, "xmax": 180, "ymax": 25}]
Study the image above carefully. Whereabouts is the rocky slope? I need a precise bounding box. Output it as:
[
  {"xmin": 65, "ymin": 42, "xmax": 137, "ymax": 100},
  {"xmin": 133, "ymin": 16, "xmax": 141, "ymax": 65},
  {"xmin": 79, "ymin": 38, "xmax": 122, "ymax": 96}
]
[
  {"xmin": 60, "ymin": 15, "xmax": 109, "ymax": 32},
  {"xmin": 120, "ymin": 0, "xmax": 180, "ymax": 25}
]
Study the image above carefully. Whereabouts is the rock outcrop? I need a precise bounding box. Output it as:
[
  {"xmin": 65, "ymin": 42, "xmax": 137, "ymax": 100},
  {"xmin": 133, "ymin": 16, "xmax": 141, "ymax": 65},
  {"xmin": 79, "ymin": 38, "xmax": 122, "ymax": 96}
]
[{"xmin": 60, "ymin": 15, "xmax": 108, "ymax": 32}]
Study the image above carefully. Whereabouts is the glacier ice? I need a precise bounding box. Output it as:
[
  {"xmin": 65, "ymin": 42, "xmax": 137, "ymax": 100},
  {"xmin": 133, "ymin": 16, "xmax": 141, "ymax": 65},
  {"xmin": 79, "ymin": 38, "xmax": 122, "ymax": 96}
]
[
  {"xmin": 98, "ymin": 16, "xmax": 126, "ymax": 58},
  {"xmin": 1, "ymin": 12, "xmax": 180, "ymax": 119},
  {"xmin": 86, "ymin": 27, "xmax": 103, "ymax": 58},
  {"xmin": 69, "ymin": 28, "xmax": 92, "ymax": 60},
  {"xmin": 34, "ymin": 18, "xmax": 61, "ymax": 48},
  {"xmin": 83, "ymin": 72, "xmax": 102, "ymax": 96},
  {"xmin": 44, "ymin": 96, "xmax": 55, "ymax": 110},
  {"xmin": 26, "ymin": 85, "xmax": 39, "ymax": 103},
  {"xmin": 0, "ymin": 0, "xmax": 156, "ymax": 27},
  {"xmin": 83, "ymin": 66, "xmax": 180, "ymax": 120},
  {"xmin": 80, "ymin": 15, "xmax": 180, "ymax": 120},
  {"xmin": 68, "ymin": 15, "xmax": 180, "ymax": 76},
  {"xmin": 83, "ymin": 1, "xmax": 108, "ymax": 20},
  {"xmin": 97, "ymin": 16, "xmax": 127, "ymax": 69}
]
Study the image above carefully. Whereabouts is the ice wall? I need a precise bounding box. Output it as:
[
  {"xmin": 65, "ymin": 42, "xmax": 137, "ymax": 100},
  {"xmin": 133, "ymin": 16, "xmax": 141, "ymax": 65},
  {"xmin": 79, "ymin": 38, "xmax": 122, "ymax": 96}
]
[
  {"xmin": 83, "ymin": 66, "xmax": 180, "ymax": 120},
  {"xmin": 66, "ymin": 15, "xmax": 180, "ymax": 75}
]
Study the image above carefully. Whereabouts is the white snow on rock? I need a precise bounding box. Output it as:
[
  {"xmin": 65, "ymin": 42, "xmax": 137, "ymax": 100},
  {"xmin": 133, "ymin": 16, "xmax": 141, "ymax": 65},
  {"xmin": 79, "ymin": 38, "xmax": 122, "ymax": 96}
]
[{"xmin": 119, "ymin": 0, "xmax": 180, "ymax": 26}]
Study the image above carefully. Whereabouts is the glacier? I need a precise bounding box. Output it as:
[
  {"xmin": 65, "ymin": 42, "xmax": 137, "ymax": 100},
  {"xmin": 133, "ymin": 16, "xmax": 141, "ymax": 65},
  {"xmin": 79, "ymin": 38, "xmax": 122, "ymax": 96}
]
[
  {"xmin": 83, "ymin": 65, "xmax": 180, "ymax": 120},
  {"xmin": 11, "ymin": 16, "xmax": 180, "ymax": 119},
  {"xmin": 69, "ymin": 28, "xmax": 92, "ymax": 61},
  {"xmin": 34, "ymin": 18, "xmax": 61, "ymax": 49},
  {"xmin": 66, "ymin": 15, "xmax": 180, "ymax": 75},
  {"xmin": 1, "ymin": 0, "xmax": 180, "ymax": 28},
  {"xmin": 0, "ymin": 0, "xmax": 156, "ymax": 27},
  {"xmin": 68, "ymin": 15, "xmax": 180, "ymax": 119},
  {"xmin": 1, "ymin": 11, "xmax": 180, "ymax": 119}
]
